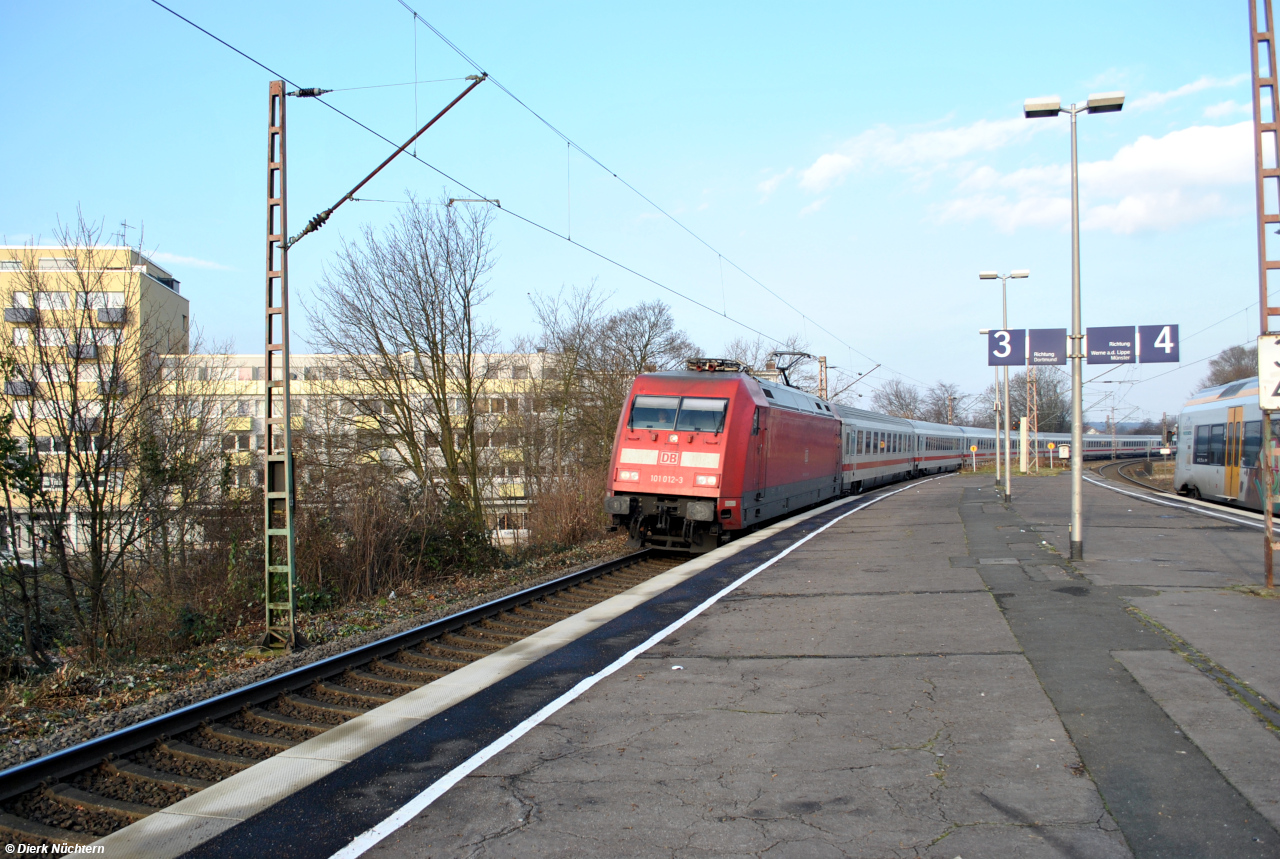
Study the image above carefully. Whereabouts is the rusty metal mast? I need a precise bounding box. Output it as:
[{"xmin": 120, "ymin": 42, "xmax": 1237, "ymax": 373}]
[
  {"xmin": 263, "ymin": 80, "xmax": 301, "ymax": 650},
  {"xmin": 1251, "ymin": 0, "xmax": 1280, "ymax": 587}
]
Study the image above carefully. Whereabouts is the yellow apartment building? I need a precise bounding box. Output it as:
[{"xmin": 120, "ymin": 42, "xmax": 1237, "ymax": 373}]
[
  {"xmin": 1, "ymin": 245, "xmax": 190, "ymax": 550},
  {"xmin": 180, "ymin": 352, "xmax": 542, "ymax": 535},
  {"xmin": 0, "ymin": 243, "xmax": 546, "ymax": 549}
]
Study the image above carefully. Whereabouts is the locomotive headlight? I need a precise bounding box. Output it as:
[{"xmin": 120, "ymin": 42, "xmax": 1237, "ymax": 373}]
[
  {"xmin": 617, "ymin": 470, "xmax": 640, "ymax": 482},
  {"xmin": 695, "ymin": 474, "xmax": 718, "ymax": 486},
  {"xmin": 668, "ymin": 433, "xmax": 679, "ymax": 443}
]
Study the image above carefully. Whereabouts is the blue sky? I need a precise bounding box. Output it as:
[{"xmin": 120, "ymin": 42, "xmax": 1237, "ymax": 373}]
[{"xmin": 0, "ymin": 0, "xmax": 1257, "ymax": 422}]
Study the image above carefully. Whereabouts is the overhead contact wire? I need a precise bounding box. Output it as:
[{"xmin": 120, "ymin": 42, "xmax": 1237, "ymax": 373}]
[
  {"xmin": 146, "ymin": 0, "xmax": 788, "ymax": 347},
  {"xmin": 393, "ymin": 0, "xmax": 899, "ymax": 376}
]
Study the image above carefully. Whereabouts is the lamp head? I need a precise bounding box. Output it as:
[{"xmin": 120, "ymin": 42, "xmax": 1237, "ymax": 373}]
[
  {"xmin": 1024, "ymin": 96, "xmax": 1062, "ymax": 118},
  {"xmin": 979, "ymin": 271, "xmax": 999, "ymax": 280},
  {"xmin": 979, "ymin": 329, "xmax": 991, "ymax": 334},
  {"xmin": 1086, "ymin": 91, "xmax": 1125, "ymax": 113},
  {"xmin": 1010, "ymin": 269, "xmax": 1030, "ymax": 278}
]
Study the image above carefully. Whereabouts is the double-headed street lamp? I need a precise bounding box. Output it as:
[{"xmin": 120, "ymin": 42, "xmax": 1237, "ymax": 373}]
[
  {"xmin": 980, "ymin": 269, "xmax": 1029, "ymax": 502},
  {"xmin": 1023, "ymin": 91, "xmax": 1123, "ymax": 561}
]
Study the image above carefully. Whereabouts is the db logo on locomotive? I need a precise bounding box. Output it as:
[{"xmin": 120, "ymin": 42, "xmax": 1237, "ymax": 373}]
[{"xmin": 659, "ymin": 451, "xmax": 679, "ymax": 465}]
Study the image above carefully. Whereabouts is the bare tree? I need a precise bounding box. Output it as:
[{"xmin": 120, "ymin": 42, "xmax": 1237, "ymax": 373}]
[
  {"xmin": 529, "ymin": 289, "xmax": 697, "ymax": 474},
  {"xmin": 721, "ymin": 334, "xmax": 820, "ymax": 391},
  {"xmin": 869, "ymin": 378, "xmax": 922, "ymax": 419},
  {"xmin": 142, "ymin": 340, "xmax": 235, "ymax": 597},
  {"xmin": 975, "ymin": 368, "xmax": 1071, "ymax": 432},
  {"xmin": 919, "ymin": 381, "xmax": 969, "ymax": 425},
  {"xmin": 1197, "ymin": 344, "xmax": 1256, "ymax": 390},
  {"xmin": 307, "ymin": 195, "xmax": 501, "ymax": 524},
  {"xmin": 3, "ymin": 217, "xmax": 187, "ymax": 660}
]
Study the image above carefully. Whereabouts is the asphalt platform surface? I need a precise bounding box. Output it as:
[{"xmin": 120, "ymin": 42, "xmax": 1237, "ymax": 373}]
[
  {"xmin": 169, "ymin": 471, "xmax": 1280, "ymax": 859},
  {"xmin": 346, "ymin": 470, "xmax": 1280, "ymax": 859}
]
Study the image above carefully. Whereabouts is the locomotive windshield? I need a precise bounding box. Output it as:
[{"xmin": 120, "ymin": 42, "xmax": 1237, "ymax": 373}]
[
  {"xmin": 628, "ymin": 395, "xmax": 728, "ymax": 432},
  {"xmin": 630, "ymin": 396, "xmax": 680, "ymax": 429},
  {"xmin": 675, "ymin": 398, "xmax": 728, "ymax": 433}
]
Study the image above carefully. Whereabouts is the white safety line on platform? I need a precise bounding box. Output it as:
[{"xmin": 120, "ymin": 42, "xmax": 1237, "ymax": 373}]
[
  {"xmin": 1083, "ymin": 474, "xmax": 1280, "ymax": 534},
  {"xmin": 328, "ymin": 475, "xmax": 947, "ymax": 859}
]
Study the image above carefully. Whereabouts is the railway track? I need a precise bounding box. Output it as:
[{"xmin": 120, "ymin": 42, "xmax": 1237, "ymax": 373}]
[
  {"xmin": 0, "ymin": 549, "xmax": 685, "ymax": 848},
  {"xmin": 1093, "ymin": 458, "xmax": 1171, "ymax": 493}
]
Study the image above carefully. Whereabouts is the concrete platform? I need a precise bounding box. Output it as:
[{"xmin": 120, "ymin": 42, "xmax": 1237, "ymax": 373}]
[
  {"xmin": 364, "ymin": 478, "xmax": 1132, "ymax": 859},
  {"xmin": 126, "ymin": 471, "xmax": 1280, "ymax": 859}
]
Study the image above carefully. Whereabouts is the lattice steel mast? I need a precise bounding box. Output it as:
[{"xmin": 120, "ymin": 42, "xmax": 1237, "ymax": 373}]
[
  {"xmin": 1251, "ymin": 0, "xmax": 1280, "ymax": 587},
  {"xmin": 262, "ymin": 80, "xmax": 301, "ymax": 650}
]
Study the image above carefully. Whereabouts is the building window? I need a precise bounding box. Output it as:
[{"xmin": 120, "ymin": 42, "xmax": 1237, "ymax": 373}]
[
  {"xmin": 37, "ymin": 258, "xmax": 74, "ymax": 272},
  {"xmin": 182, "ymin": 315, "xmax": 188, "ymax": 332},
  {"xmin": 34, "ymin": 292, "xmax": 71, "ymax": 310},
  {"xmin": 0, "ymin": 261, "xmax": 21, "ymax": 272},
  {"xmin": 79, "ymin": 292, "xmax": 125, "ymax": 309},
  {"xmin": 222, "ymin": 433, "xmax": 252, "ymax": 452}
]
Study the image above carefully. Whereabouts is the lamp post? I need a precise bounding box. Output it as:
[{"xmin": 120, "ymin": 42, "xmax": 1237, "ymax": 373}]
[
  {"xmin": 1024, "ymin": 91, "xmax": 1124, "ymax": 561},
  {"xmin": 980, "ymin": 270, "xmax": 1029, "ymax": 502},
  {"xmin": 979, "ymin": 329, "xmax": 998, "ymax": 480}
]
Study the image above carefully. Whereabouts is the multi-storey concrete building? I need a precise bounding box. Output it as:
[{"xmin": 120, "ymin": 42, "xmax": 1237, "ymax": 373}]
[{"xmin": 0, "ymin": 246, "xmax": 191, "ymax": 551}]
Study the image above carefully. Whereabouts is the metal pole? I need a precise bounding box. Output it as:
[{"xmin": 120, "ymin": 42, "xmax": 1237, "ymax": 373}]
[
  {"xmin": 994, "ymin": 366, "xmax": 1001, "ymax": 481},
  {"xmin": 1069, "ymin": 104, "xmax": 1085, "ymax": 561},
  {"xmin": 262, "ymin": 81, "xmax": 301, "ymax": 651},
  {"xmin": 1002, "ymin": 278, "xmax": 1012, "ymax": 500},
  {"xmin": 1250, "ymin": 0, "xmax": 1279, "ymax": 587}
]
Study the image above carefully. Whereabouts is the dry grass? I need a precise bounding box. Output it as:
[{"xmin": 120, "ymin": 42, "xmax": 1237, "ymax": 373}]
[{"xmin": 0, "ymin": 534, "xmax": 627, "ymax": 745}]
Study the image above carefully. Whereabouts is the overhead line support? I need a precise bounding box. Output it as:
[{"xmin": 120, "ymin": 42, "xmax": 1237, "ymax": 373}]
[
  {"xmin": 1251, "ymin": 0, "xmax": 1280, "ymax": 587},
  {"xmin": 284, "ymin": 74, "xmax": 487, "ymax": 250}
]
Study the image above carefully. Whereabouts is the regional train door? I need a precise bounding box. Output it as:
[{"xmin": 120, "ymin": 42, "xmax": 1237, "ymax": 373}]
[{"xmin": 1225, "ymin": 406, "xmax": 1244, "ymax": 499}]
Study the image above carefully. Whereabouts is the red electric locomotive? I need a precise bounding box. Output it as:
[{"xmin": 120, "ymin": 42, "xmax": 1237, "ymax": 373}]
[{"xmin": 604, "ymin": 358, "xmax": 842, "ymax": 552}]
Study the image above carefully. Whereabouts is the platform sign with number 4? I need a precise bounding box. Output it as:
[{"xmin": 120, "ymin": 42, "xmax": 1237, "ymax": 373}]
[
  {"xmin": 1138, "ymin": 325, "xmax": 1179, "ymax": 363},
  {"xmin": 1259, "ymin": 335, "xmax": 1280, "ymax": 409}
]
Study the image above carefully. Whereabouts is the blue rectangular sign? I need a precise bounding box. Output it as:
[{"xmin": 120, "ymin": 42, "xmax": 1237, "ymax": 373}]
[
  {"xmin": 1028, "ymin": 328, "xmax": 1067, "ymax": 365},
  {"xmin": 988, "ymin": 329, "xmax": 1026, "ymax": 366},
  {"xmin": 1138, "ymin": 324, "xmax": 1179, "ymax": 363},
  {"xmin": 1086, "ymin": 326, "xmax": 1136, "ymax": 364}
]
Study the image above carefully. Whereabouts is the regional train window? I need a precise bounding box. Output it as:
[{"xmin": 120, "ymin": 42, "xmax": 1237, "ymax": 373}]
[
  {"xmin": 629, "ymin": 396, "xmax": 680, "ymax": 429},
  {"xmin": 676, "ymin": 398, "xmax": 728, "ymax": 433},
  {"xmin": 1208, "ymin": 423, "xmax": 1226, "ymax": 466},
  {"xmin": 1193, "ymin": 426, "xmax": 1210, "ymax": 464},
  {"xmin": 1244, "ymin": 421, "xmax": 1262, "ymax": 467}
]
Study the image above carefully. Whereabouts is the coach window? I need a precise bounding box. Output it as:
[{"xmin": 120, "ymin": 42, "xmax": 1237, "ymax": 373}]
[
  {"xmin": 1244, "ymin": 421, "xmax": 1262, "ymax": 468},
  {"xmin": 629, "ymin": 396, "xmax": 680, "ymax": 430}
]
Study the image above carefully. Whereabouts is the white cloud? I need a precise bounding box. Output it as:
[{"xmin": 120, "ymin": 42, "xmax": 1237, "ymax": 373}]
[
  {"xmin": 1129, "ymin": 74, "xmax": 1249, "ymax": 111},
  {"xmin": 1205, "ymin": 99, "xmax": 1251, "ymax": 118},
  {"xmin": 150, "ymin": 251, "xmax": 232, "ymax": 271},
  {"xmin": 798, "ymin": 117, "xmax": 1043, "ymax": 192},
  {"xmin": 937, "ymin": 121, "xmax": 1253, "ymax": 234},
  {"xmin": 798, "ymin": 197, "xmax": 828, "ymax": 217},
  {"xmin": 756, "ymin": 168, "xmax": 792, "ymax": 199}
]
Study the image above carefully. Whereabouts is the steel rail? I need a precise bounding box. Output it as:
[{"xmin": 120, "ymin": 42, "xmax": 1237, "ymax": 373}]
[{"xmin": 0, "ymin": 548, "xmax": 657, "ymax": 803}]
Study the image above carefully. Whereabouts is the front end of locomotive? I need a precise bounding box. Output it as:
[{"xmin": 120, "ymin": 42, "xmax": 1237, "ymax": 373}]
[{"xmin": 605, "ymin": 361, "xmax": 749, "ymax": 553}]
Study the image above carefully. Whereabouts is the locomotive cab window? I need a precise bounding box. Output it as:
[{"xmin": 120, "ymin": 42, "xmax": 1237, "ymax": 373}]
[
  {"xmin": 630, "ymin": 396, "xmax": 680, "ymax": 429},
  {"xmin": 675, "ymin": 398, "xmax": 728, "ymax": 433}
]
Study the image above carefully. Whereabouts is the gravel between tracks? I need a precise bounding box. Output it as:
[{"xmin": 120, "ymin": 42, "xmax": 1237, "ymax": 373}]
[{"xmin": 0, "ymin": 538, "xmax": 629, "ymax": 774}]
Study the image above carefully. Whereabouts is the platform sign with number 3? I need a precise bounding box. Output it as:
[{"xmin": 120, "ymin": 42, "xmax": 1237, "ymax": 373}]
[
  {"xmin": 1259, "ymin": 335, "xmax": 1280, "ymax": 409},
  {"xmin": 987, "ymin": 329, "xmax": 1026, "ymax": 366}
]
